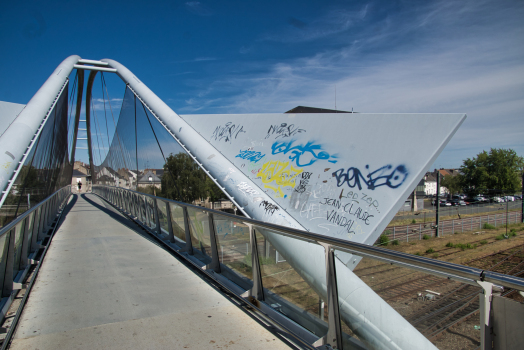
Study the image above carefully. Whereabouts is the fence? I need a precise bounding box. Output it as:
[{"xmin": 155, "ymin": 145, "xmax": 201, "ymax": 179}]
[
  {"xmin": 382, "ymin": 211, "xmax": 523, "ymax": 243},
  {"xmin": 393, "ymin": 200, "xmax": 521, "ymax": 220},
  {"xmin": 0, "ymin": 186, "xmax": 70, "ymax": 330},
  {"xmin": 93, "ymin": 185, "xmax": 524, "ymax": 350}
]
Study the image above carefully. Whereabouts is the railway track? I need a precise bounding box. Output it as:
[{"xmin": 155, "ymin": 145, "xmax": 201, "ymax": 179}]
[{"xmin": 402, "ymin": 243, "xmax": 524, "ymax": 340}]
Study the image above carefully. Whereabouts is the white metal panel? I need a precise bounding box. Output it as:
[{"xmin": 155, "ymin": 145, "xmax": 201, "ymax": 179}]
[
  {"xmin": 180, "ymin": 112, "xmax": 465, "ymax": 247},
  {"xmin": 0, "ymin": 101, "xmax": 25, "ymax": 137}
]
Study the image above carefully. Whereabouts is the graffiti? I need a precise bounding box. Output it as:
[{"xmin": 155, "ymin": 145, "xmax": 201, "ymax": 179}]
[
  {"xmin": 237, "ymin": 182, "xmax": 259, "ymax": 195},
  {"xmin": 211, "ymin": 122, "xmax": 246, "ymax": 143},
  {"xmin": 319, "ymin": 197, "xmax": 374, "ymax": 225},
  {"xmin": 332, "ymin": 164, "xmax": 408, "ymax": 191},
  {"xmin": 271, "ymin": 140, "xmax": 338, "ymax": 167},
  {"xmin": 294, "ymin": 171, "xmax": 313, "ymax": 193},
  {"xmin": 236, "ymin": 149, "xmax": 265, "ymax": 163},
  {"xmin": 256, "ymin": 160, "xmax": 302, "ymax": 198},
  {"xmin": 260, "ymin": 200, "xmax": 279, "ymax": 215},
  {"xmin": 265, "ymin": 123, "xmax": 306, "ymax": 139},
  {"xmin": 326, "ymin": 210, "xmax": 355, "ymax": 234},
  {"xmin": 344, "ymin": 190, "xmax": 380, "ymax": 211}
]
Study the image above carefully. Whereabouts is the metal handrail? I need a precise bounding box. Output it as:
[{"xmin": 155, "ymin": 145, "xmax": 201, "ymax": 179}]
[
  {"xmin": 0, "ymin": 186, "xmax": 71, "ymax": 237},
  {"xmin": 93, "ymin": 185, "xmax": 524, "ymax": 292}
]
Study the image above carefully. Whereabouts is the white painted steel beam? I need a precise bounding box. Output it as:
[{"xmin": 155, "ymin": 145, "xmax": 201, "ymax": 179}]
[
  {"xmin": 0, "ymin": 55, "xmax": 80, "ymax": 207},
  {"xmin": 102, "ymin": 58, "xmax": 444, "ymax": 349},
  {"xmin": 73, "ymin": 64, "xmax": 117, "ymax": 73}
]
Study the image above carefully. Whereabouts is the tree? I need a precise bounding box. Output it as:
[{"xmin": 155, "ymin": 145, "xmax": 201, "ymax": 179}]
[
  {"xmin": 161, "ymin": 152, "xmax": 224, "ymax": 204},
  {"xmin": 440, "ymin": 174, "xmax": 462, "ymax": 195},
  {"xmin": 460, "ymin": 148, "xmax": 523, "ymax": 196}
]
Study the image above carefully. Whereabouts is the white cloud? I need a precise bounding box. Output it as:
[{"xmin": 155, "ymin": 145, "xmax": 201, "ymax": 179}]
[{"xmin": 187, "ymin": 0, "xmax": 524, "ymax": 168}]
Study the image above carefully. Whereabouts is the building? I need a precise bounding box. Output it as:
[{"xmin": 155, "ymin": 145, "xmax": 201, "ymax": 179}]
[{"xmin": 137, "ymin": 171, "xmax": 161, "ymax": 189}]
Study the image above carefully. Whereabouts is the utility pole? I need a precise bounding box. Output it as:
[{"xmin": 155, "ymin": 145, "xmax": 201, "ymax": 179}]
[
  {"xmin": 435, "ymin": 169, "xmax": 440, "ymax": 237},
  {"xmin": 521, "ymin": 172, "xmax": 523, "ymax": 223}
]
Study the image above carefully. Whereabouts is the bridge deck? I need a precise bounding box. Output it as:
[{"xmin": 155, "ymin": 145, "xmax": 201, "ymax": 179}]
[{"xmin": 11, "ymin": 194, "xmax": 289, "ymax": 349}]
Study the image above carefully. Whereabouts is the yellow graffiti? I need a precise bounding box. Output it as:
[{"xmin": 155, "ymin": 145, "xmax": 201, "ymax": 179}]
[{"xmin": 256, "ymin": 160, "xmax": 302, "ymax": 198}]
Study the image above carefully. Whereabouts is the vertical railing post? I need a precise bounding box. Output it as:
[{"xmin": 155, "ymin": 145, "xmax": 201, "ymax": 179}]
[
  {"xmin": 20, "ymin": 216, "xmax": 31, "ymax": 269},
  {"xmin": 241, "ymin": 224, "xmax": 263, "ymax": 301},
  {"xmin": 206, "ymin": 213, "xmax": 221, "ymax": 273},
  {"xmin": 39, "ymin": 203, "xmax": 47, "ymax": 239},
  {"xmin": 478, "ymin": 281, "xmax": 494, "ymax": 350},
  {"xmin": 31, "ymin": 207, "xmax": 41, "ymax": 251},
  {"xmin": 165, "ymin": 202, "xmax": 175, "ymax": 243},
  {"xmin": 154, "ymin": 198, "xmax": 161, "ymax": 235},
  {"xmin": 2, "ymin": 229, "xmax": 15, "ymax": 297},
  {"xmin": 314, "ymin": 243, "xmax": 343, "ymax": 350},
  {"xmin": 182, "ymin": 206, "xmax": 193, "ymax": 255}
]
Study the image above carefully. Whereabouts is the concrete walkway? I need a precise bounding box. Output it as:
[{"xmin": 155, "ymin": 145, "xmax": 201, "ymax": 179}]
[{"xmin": 11, "ymin": 194, "xmax": 290, "ymax": 350}]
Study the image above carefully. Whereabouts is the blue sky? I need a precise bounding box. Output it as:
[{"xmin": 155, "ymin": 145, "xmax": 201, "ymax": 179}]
[{"xmin": 1, "ymin": 0, "xmax": 523, "ymax": 169}]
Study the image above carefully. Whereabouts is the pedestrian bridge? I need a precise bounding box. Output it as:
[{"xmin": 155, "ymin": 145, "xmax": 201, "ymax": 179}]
[{"xmin": 0, "ymin": 56, "xmax": 523, "ymax": 349}]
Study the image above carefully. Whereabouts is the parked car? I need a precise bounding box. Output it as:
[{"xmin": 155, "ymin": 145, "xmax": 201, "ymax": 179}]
[
  {"xmin": 450, "ymin": 199, "xmax": 466, "ymax": 206},
  {"xmin": 492, "ymin": 197, "xmax": 504, "ymax": 203},
  {"xmin": 504, "ymin": 196, "xmax": 515, "ymax": 202}
]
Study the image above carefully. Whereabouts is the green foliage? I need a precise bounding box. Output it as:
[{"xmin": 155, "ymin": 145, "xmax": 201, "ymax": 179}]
[
  {"xmin": 495, "ymin": 234, "xmax": 506, "ymax": 240},
  {"xmin": 460, "ymin": 148, "xmax": 524, "ymax": 197},
  {"xmin": 445, "ymin": 242, "xmax": 477, "ymax": 250},
  {"xmin": 379, "ymin": 234, "xmax": 390, "ymax": 246},
  {"xmin": 391, "ymin": 239, "xmax": 399, "ymax": 246},
  {"xmin": 480, "ymin": 240, "xmax": 488, "ymax": 245},
  {"xmin": 509, "ymin": 231, "xmax": 517, "ymax": 237},
  {"xmin": 426, "ymin": 248, "xmax": 435, "ymax": 253},
  {"xmin": 432, "ymin": 253, "xmax": 439, "ymax": 258},
  {"xmin": 422, "ymin": 234, "xmax": 431, "ymax": 240},
  {"xmin": 411, "ymin": 219, "xmax": 416, "ymax": 224},
  {"xmin": 161, "ymin": 153, "xmax": 224, "ymax": 203},
  {"xmin": 441, "ymin": 174, "xmax": 462, "ymax": 195},
  {"xmin": 483, "ymin": 223, "xmax": 496, "ymax": 230},
  {"xmin": 415, "ymin": 252, "xmax": 421, "ymax": 256}
]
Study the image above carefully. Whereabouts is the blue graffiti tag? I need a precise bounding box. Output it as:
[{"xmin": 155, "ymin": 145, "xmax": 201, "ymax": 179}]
[
  {"xmin": 271, "ymin": 140, "xmax": 338, "ymax": 167},
  {"xmin": 332, "ymin": 164, "xmax": 408, "ymax": 190},
  {"xmin": 236, "ymin": 150, "xmax": 265, "ymax": 163}
]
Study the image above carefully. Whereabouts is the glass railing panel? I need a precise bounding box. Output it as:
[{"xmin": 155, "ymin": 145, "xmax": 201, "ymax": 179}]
[
  {"xmin": 336, "ymin": 251, "xmax": 481, "ymax": 349},
  {"xmin": 256, "ymin": 228, "xmax": 328, "ymax": 337},
  {"xmin": 145, "ymin": 197, "xmax": 155, "ymax": 229},
  {"xmin": 0, "ymin": 231, "xmax": 10, "ymax": 293},
  {"xmin": 156, "ymin": 200, "xmax": 169, "ymax": 239},
  {"xmin": 213, "ymin": 214, "xmax": 252, "ymax": 290},
  {"xmin": 169, "ymin": 203, "xmax": 187, "ymax": 248},
  {"xmin": 13, "ymin": 220, "xmax": 25, "ymax": 275},
  {"xmin": 186, "ymin": 207, "xmax": 212, "ymax": 265}
]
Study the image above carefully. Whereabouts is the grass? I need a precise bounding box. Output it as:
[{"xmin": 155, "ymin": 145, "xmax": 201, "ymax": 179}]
[
  {"xmin": 391, "ymin": 239, "xmax": 400, "ymax": 246},
  {"xmin": 426, "ymin": 248, "xmax": 435, "ymax": 253},
  {"xmin": 480, "ymin": 240, "xmax": 488, "ymax": 245},
  {"xmin": 483, "ymin": 223, "xmax": 496, "ymax": 230},
  {"xmin": 444, "ymin": 242, "xmax": 477, "ymax": 250},
  {"xmin": 422, "ymin": 234, "xmax": 431, "ymax": 240},
  {"xmin": 379, "ymin": 234, "xmax": 390, "ymax": 246}
]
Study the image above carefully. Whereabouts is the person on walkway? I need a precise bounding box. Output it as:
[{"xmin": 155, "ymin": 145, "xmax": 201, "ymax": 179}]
[{"xmin": 78, "ymin": 181, "xmax": 82, "ymax": 192}]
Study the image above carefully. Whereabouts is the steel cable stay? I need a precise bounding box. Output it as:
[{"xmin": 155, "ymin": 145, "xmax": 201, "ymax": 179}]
[
  {"xmin": 101, "ymin": 73, "xmax": 129, "ymax": 176},
  {"xmin": 139, "ymin": 100, "xmax": 181, "ymax": 199}
]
